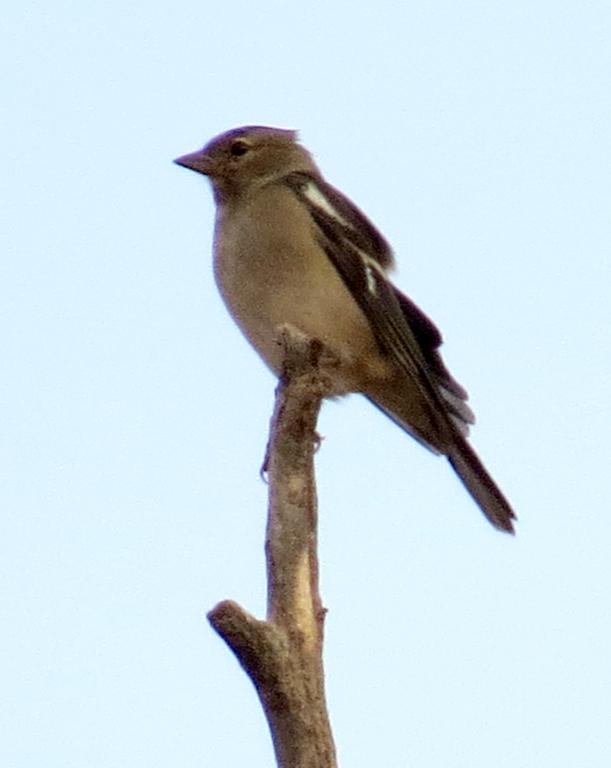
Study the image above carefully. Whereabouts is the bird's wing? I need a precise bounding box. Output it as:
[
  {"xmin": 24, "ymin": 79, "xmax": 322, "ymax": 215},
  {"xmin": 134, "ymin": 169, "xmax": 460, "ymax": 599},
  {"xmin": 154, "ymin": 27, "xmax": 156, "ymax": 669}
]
[
  {"xmin": 283, "ymin": 172, "xmax": 474, "ymax": 434},
  {"xmin": 282, "ymin": 171, "xmax": 515, "ymax": 533}
]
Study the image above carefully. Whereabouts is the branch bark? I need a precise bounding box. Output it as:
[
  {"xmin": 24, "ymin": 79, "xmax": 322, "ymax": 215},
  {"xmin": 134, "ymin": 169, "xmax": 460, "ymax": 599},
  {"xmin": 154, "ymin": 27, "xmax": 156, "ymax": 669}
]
[{"xmin": 208, "ymin": 327, "xmax": 338, "ymax": 768}]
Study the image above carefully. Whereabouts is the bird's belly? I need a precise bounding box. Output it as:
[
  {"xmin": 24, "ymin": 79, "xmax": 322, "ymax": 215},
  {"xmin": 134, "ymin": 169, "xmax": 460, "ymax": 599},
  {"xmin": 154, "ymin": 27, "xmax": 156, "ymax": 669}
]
[{"xmin": 214, "ymin": 219, "xmax": 390, "ymax": 392}]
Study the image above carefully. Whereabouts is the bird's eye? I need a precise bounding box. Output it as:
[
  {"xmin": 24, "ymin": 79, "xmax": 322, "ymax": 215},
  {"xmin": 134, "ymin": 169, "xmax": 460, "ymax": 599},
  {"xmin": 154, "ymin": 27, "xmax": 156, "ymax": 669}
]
[{"xmin": 229, "ymin": 140, "xmax": 250, "ymax": 157}]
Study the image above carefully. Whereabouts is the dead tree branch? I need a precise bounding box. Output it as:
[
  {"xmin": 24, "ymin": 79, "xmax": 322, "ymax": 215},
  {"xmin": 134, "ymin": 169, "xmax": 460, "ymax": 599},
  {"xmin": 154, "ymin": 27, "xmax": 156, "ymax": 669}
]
[{"xmin": 208, "ymin": 327, "xmax": 338, "ymax": 768}]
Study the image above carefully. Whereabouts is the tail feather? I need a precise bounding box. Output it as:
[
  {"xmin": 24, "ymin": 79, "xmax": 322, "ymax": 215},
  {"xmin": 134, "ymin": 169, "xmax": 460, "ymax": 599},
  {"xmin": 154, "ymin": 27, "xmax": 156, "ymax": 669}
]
[
  {"xmin": 365, "ymin": 388, "xmax": 516, "ymax": 533},
  {"xmin": 448, "ymin": 437, "xmax": 516, "ymax": 534}
]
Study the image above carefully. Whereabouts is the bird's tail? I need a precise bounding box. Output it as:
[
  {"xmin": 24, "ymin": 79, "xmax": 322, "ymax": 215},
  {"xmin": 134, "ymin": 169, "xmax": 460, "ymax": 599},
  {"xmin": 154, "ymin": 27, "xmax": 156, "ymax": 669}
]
[
  {"xmin": 365, "ymin": 388, "xmax": 516, "ymax": 533},
  {"xmin": 447, "ymin": 436, "xmax": 516, "ymax": 534}
]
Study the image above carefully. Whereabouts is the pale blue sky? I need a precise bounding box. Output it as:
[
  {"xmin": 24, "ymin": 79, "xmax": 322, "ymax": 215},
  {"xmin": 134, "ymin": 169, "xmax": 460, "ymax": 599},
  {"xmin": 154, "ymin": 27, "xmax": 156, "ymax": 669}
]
[{"xmin": 2, "ymin": 2, "xmax": 610, "ymax": 766}]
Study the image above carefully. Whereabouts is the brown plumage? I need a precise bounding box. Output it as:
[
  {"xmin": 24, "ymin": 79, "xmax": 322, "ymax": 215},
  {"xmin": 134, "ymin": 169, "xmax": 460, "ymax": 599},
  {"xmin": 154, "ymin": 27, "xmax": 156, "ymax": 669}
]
[{"xmin": 175, "ymin": 126, "xmax": 516, "ymax": 533}]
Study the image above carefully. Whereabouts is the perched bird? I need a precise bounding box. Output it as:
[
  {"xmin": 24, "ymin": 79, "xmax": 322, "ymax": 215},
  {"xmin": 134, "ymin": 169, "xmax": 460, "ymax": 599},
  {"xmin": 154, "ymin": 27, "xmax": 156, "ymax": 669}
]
[{"xmin": 175, "ymin": 126, "xmax": 516, "ymax": 533}]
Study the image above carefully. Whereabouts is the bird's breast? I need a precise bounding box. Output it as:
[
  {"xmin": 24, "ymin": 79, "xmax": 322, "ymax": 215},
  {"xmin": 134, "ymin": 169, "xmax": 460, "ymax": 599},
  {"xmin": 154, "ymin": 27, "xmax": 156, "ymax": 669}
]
[{"xmin": 212, "ymin": 185, "xmax": 391, "ymax": 391}]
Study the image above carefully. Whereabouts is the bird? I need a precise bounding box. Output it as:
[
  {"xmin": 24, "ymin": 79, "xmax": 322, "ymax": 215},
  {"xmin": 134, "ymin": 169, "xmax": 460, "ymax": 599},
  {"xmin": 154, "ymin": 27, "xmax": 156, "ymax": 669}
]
[{"xmin": 174, "ymin": 126, "xmax": 516, "ymax": 533}]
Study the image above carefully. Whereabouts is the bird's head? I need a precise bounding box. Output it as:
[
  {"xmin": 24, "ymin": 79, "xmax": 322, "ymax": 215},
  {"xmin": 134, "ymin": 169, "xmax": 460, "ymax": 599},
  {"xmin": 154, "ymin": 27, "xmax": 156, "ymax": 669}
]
[{"xmin": 174, "ymin": 126, "xmax": 317, "ymax": 204}]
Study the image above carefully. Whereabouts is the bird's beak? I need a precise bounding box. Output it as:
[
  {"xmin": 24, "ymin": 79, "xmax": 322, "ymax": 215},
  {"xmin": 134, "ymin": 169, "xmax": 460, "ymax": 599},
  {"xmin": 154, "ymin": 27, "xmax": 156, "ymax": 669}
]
[{"xmin": 174, "ymin": 149, "xmax": 213, "ymax": 175}]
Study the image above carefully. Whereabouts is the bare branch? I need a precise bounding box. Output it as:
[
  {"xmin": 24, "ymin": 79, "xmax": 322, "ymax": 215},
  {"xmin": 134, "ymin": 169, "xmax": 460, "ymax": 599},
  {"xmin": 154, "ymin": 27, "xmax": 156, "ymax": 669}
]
[{"xmin": 208, "ymin": 327, "xmax": 337, "ymax": 768}]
